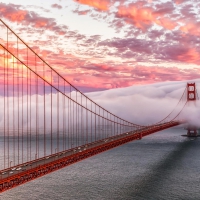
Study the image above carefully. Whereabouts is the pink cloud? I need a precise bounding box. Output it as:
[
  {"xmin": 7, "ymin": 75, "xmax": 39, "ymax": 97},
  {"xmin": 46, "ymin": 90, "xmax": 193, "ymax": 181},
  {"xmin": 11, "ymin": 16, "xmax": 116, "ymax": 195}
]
[
  {"xmin": 0, "ymin": 3, "xmax": 27, "ymax": 22},
  {"xmin": 174, "ymin": 0, "xmax": 186, "ymax": 4},
  {"xmin": 0, "ymin": 3, "xmax": 67, "ymax": 35},
  {"xmin": 51, "ymin": 4, "xmax": 62, "ymax": 9},
  {"xmin": 157, "ymin": 17, "xmax": 177, "ymax": 30},
  {"xmin": 117, "ymin": 5, "xmax": 154, "ymax": 31},
  {"xmin": 180, "ymin": 22, "xmax": 200, "ymax": 36},
  {"xmin": 176, "ymin": 48, "xmax": 200, "ymax": 63},
  {"xmin": 1, "ymin": 40, "xmax": 200, "ymax": 91},
  {"xmin": 73, "ymin": 9, "xmax": 91, "ymax": 15},
  {"xmin": 21, "ymin": 44, "xmax": 199, "ymax": 89},
  {"xmin": 117, "ymin": 3, "xmax": 177, "ymax": 32},
  {"xmin": 74, "ymin": 0, "xmax": 111, "ymax": 11},
  {"xmin": 1, "ymin": 2, "xmax": 200, "ymax": 92}
]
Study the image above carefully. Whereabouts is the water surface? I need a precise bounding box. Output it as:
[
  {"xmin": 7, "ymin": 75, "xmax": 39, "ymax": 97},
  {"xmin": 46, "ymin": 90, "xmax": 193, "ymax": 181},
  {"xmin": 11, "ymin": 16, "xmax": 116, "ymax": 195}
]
[{"xmin": 0, "ymin": 128, "xmax": 199, "ymax": 200}]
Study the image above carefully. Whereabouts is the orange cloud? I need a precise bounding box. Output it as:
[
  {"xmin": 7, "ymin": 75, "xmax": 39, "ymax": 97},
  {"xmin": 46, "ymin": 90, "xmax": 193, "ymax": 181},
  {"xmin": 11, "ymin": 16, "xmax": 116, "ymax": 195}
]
[
  {"xmin": 4, "ymin": 10, "xmax": 27, "ymax": 22},
  {"xmin": 179, "ymin": 22, "xmax": 200, "ymax": 36},
  {"xmin": 118, "ymin": 6, "xmax": 154, "ymax": 31},
  {"xmin": 177, "ymin": 48, "xmax": 200, "ymax": 63},
  {"xmin": 34, "ymin": 20, "xmax": 48, "ymax": 28},
  {"xmin": 74, "ymin": 0, "xmax": 110, "ymax": 11},
  {"xmin": 0, "ymin": 4, "xmax": 27, "ymax": 23},
  {"xmin": 157, "ymin": 17, "xmax": 177, "ymax": 30},
  {"xmin": 0, "ymin": 3, "xmax": 67, "ymax": 35},
  {"xmin": 174, "ymin": 0, "xmax": 186, "ymax": 4},
  {"xmin": 117, "ymin": 4, "xmax": 177, "ymax": 31},
  {"xmin": 1, "ymin": 43, "xmax": 200, "ymax": 91}
]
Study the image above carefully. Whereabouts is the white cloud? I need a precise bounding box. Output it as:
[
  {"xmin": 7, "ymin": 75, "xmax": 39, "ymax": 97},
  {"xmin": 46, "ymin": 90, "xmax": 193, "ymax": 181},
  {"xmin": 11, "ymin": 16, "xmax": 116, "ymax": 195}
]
[
  {"xmin": 87, "ymin": 79, "xmax": 200, "ymax": 126},
  {"xmin": 0, "ymin": 79, "xmax": 199, "ymax": 135}
]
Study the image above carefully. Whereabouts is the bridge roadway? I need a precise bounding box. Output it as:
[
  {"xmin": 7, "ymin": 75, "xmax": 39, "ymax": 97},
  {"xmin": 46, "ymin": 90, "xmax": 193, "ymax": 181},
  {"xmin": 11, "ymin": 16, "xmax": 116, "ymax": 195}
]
[{"xmin": 0, "ymin": 120, "xmax": 181, "ymax": 192}]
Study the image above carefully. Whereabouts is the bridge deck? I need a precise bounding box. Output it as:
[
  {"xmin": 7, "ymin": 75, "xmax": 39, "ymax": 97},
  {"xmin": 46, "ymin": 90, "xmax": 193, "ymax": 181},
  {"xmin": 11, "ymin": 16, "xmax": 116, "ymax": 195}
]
[{"xmin": 0, "ymin": 121, "xmax": 180, "ymax": 193}]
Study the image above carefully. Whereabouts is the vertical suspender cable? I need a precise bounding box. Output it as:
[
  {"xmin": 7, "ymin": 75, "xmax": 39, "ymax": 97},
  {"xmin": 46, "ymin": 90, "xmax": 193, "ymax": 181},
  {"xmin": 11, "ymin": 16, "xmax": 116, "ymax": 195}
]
[
  {"xmin": 3, "ymin": 46, "xmax": 5, "ymax": 169},
  {"xmin": 68, "ymin": 89, "xmax": 69, "ymax": 150},
  {"xmin": 76, "ymin": 90, "xmax": 78, "ymax": 147},
  {"xmin": 7, "ymin": 28, "xmax": 9, "ymax": 168},
  {"xmin": 51, "ymin": 69, "xmax": 53, "ymax": 155},
  {"xmin": 22, "ymin": 62, "xmax": 24, "ymax": 164},
  {"xmin": 86, "ymin": 98, "xmax": 88, "ymax": 144},
  {"xmin": 91, "ymin": 103, "xmax": 92, "ymax": 143},
  {"xmin": 95, "ymin": 104, "xmax": 96, "ymax": 142},
  {"xmin": 81, "ymin": 94, "xmax": 83, "ymax": 147},
  {"xmin": 43, "ymin": 62, "xmax": 46, "ymax": 157},
  {"xmin": 29, "ymin": 53, "xmax": 32, "ymax": 162},
  {"xmin": 63, "ymin": 82, "xmax": 65, "ymax": 151},
  {"xmin": 57, "ymin": 76, "xmax": 59, "ymax": 153},
  {"xmin": 69, "ymin": 86, "xmax": 72, "ymax": 149},
  {"xmin": 35, "ymin": 55, "xmax": 38, "ymax": 160},
  {"xmin": 72, "ymin": 90, "xmax": 74, "ymax": 148},
  {"xmin": 17, "ymin": 39, "xmax": 19, "ymax": 166},
  {"xmin": 26, "ymin": 48, "xmax": 29, "ymax": 163},
  {"xmin": 13, "ymin": 53, "xmax": 15, "ymax": 166}
]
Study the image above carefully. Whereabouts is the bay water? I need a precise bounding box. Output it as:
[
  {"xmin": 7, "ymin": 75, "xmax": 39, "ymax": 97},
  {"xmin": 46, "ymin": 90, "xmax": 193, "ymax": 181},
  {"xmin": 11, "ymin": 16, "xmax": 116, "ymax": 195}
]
[{"xmin": 0, "ymin": 127, "xmax": 199, "ymax": 200}]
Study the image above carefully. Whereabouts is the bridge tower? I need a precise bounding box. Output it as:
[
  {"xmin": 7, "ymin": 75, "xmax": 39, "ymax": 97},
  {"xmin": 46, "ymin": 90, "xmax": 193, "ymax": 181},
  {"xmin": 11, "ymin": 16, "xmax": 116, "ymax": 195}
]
[
  {"xmin": 186, "ymin": 83, "xmax": 198, "ymax": 137},
  {"xmin": 187, "ymin": 83, "xmax": 196, "ymax": 101}
]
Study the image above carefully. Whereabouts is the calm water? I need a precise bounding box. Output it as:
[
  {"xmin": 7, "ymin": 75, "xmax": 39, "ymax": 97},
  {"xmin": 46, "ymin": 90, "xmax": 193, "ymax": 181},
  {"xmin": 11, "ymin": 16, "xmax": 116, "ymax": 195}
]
[{"xmin": 0, "ymin": 127, "xmax": 200, "ymax": 200}]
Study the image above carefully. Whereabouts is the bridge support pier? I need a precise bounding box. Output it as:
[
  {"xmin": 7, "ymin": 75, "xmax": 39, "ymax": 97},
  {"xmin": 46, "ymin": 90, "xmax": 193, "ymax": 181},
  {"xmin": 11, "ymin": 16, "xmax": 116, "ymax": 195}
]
[{"xmin": 187, "ymin": 128, "xmax": 198, "ymax": 137}]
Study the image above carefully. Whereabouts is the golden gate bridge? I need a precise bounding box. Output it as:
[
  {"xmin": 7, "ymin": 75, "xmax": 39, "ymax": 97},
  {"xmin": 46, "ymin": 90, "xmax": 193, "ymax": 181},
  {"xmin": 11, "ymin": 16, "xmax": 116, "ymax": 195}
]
[{"xmin": 0, "ymin": 19, "xmax": 198, "ymax": 192}]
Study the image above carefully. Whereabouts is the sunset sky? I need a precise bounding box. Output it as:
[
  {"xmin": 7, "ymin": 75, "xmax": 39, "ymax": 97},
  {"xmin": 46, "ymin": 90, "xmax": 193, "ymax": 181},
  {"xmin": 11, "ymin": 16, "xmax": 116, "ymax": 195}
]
[{"xmin": 1, "ymin": 0, "xmax": 200, "ymax": 92}]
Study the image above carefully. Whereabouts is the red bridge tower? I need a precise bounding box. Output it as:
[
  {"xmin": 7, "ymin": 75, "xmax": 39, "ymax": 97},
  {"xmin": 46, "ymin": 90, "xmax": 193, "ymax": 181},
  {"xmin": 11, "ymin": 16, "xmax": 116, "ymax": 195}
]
[
  {"xmin": 187, "ymin": 83, "xmax": 196, "ymax": 101},
  {"xmin": 186, "ymin": 83, "xmax": 198, "ymax": 137}
]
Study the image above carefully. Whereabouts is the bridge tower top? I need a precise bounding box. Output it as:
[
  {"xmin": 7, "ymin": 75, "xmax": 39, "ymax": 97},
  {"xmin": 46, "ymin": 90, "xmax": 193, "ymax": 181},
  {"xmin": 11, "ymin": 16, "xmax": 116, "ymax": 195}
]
[{"xmin": 187, "ymin": 83, "xmax": 196, "ymax": 101}]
